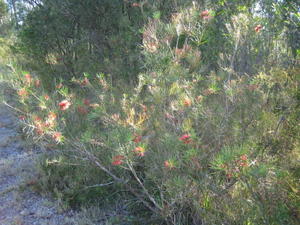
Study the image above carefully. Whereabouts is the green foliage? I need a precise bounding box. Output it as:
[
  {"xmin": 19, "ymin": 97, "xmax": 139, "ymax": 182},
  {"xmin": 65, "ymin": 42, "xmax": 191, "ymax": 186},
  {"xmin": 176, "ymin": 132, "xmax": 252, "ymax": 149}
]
[
  {"xmin": 1, "ymin": 0, "xmax": 300, "ymax": 224},
  {"xmin": 0, "ymin": 0, "xmax": 7, "ymax": 21},
  {"xmin": 18, "ymin": 0, "xmax": 144, "ymax": 84},
  {"xmin": 34, "ymin": 154, "xmax": 116, "ymax": 208}
]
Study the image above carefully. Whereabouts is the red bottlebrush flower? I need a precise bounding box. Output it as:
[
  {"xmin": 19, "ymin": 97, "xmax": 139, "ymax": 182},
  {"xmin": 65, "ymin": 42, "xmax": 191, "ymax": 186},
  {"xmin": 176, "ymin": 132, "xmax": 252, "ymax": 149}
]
[
  {"xmin": 33, "ymin": 116, "xmax": 42, "ymax": 122},
  {"xmin": 18, "ymin": 88, "xmax": 28, "ymax": 98},
  {"xmin": 83, "ymin": 99, "xmax": 90, "ymax": 106},
  {"xmin": 134, "ymin": 146, "xmax": 145, "ymax": 157},
  {"xmin": 45, "ymin": 112, "xmax": 57, "ymax": 128},
  {"xmin": 24, "ymin": 73, "xmax": 32, "ymax": 84},
  {"xmin": 200, "ymin": 10, "xmax": 211, "ymax": 19},
  {"xmin": 183, "ymin": 98, "xmax": 192, "ymax": 107},
  {"xmin": 239, "ymin": 162, "xmax": 248, "ymax": 167},
  {"xmin": 112, "ymin": 160, "xmax": 123, "ymax": 165},
  {"xmin": 81, "ymin": 77, "xmax": 90, "ymax": 86},
  {"xmin": 132, "ymin": 134, "xmax": 142, "ymax": 143},
  {"xmin": 255, "ymin": 24, "xmax": 263, "ymax": 33},
  {"xmin": 112, "ymin": 155, "xmax": 125, "ymax": 166},
  {"xmin": 34, "ymin": 79, "xmax": 41, "ymax": 87},
  {"xmin": 113, "ymin": 155, "xmax": 125, "ymax": 161},
  {"xmin": 179, "ymin": 134, "xmax": 192, "ymax": 144},
  {"xmin": 132, "ymin": 3, "xmax": 140, "ymax": 7},
  {"xmin": 52, "ymin": 132, "xmax": 63, "ymax": 142},
  {"xmin": 164, "ymin": 160, "xmax": 175, "ymax": 169},
  {"xmin": 44, "ymin": 95, "xmax": 50, "ymax": 101},
  {"xmin": 48, "ymin": 112, "xmax": 57, "ymax": 121},
  {"xmin": 19, "ymin": 115, "xmax": 26, "ymax": 120},
  {"xmin": 36, "ymin": 128, "xmax": 44, "ymax": 135},
  {"xmin": 77, "ymin": 106, "xmax": 88, "ymax": 115},
  {"xmin": 56, "ymin": 83, "xmax": 63, "ymax": 89},
  {"xmin": 240, "ymin": 154, "xmax": 247, "ymax": 161},
  {"xmin": 59, "ymin": 100, "xmax": 71, "ymax": 111},
  {"xmin": 226, "ymin": 173, "xmax": 233, "ymax": 178},
  {"xmin": 45, "ymin": 120, "xmax": 55, "ymax": 128},
  {"xmin": 33, "ymin": 116, "xmax": 44, "ymax": 135}
]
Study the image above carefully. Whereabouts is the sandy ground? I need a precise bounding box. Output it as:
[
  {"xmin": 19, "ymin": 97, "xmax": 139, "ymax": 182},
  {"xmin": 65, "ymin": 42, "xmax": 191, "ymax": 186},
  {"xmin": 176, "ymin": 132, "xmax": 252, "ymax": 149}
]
[{"xmin": 0, "ymin": 102, "xmax": 76, "ymax": 225}]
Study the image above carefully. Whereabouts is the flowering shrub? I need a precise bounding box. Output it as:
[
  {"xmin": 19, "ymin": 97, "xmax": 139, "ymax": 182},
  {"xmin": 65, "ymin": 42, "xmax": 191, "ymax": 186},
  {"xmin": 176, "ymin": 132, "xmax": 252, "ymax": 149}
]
[{"xmin": 7, "ymin": 2, "xmax": 300, "ymax": 225}]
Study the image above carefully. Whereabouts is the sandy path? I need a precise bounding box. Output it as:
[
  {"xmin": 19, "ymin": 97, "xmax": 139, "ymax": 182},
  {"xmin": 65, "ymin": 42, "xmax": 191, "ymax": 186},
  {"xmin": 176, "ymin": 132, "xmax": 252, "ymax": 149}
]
[{"xmin": 0, "ymin": 103, "xmax": 75, "ymax": 225}]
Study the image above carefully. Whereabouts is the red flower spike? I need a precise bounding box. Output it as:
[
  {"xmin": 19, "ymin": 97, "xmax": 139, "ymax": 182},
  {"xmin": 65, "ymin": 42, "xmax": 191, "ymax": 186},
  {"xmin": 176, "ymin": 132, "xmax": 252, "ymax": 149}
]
[
  {"xmin": 59, "ymin": 100, "xmax": 71, "ymax": 111},
  {"xmin": 179, "ymin": 134, "xmax": 192, "ymax": 144},
  {"xmin": 36, "ymin": 128, "xmax": 44, "ymax": 135},
  {"xmin": 226, "ymin": 173, "xmax": 233, "ymax": 178},
  {"xmin": 52, "ymin": 132, "xmax": 62, "ymax": 142},
  {"xmin": 112, "ymin": 155, "xmax": 125, "ymax": 166},
  {"xmin": 113, "ymin": 155, "xmax": 125, "ymax": 161},
  {"xmin": 44, "ymin": 95, "xmax": 50, "ymax": 101},
  {"xmin": 134, "ymin": 146, "xmax": 145, "ymax": 157},
  {"xmin": 81, "ymin": 77, "xmax": 90, "ymax": 86},
  {"xmin": 164, "ymin": 160, "xmax": 175, "ymax": 169},
  {"xmin": 239, "ymin": 162, "xmax": 248, "ymax": 167},
  {"xmin": 132, "ymin": 134, "xmax": 142, "ymax": 143},
  {"xmin": 200, "ymin": 10, "xmax": 210, "ymax": 20},
  {"xmin": 33, "ymin": 116, "xmax": 42, "ymax": 122},
  {"xmin": 240, "ymin": 154, "xmax": 247, "ymax": 161},
  {"xmin": 18, "ymin": 88, "xmax": 28, "ymax": 98},
  {"xmin": 112, "ymin": 160, "xmax": 123, "ymax": 166},
  {"xmin": 183, "ymin": 98, "xmax": 192, "ymax": 107},
  {"xmin": 48, "ymin": 112, "xmax": 57, "ymax": 121},
  {"xmin": 255, "ymin": 24, "xmax": 263, "ymax": 33},
  {"xmin": 24, "ymin": 74, "xmax": 32, "ymax": 84},
  {"xmin": 77, "ymin": 106, "xmax": 88, "ymax": 115},
  {"xmin": 19, "ymin": 115, "xmax": 26, "ymax": 120},
  {"xmin": 83, "ymin": 99, "xmax": 90, "ymax": 106},
  {"xmin": 132, "ymin": 3, "xmax": 140, "ymax": 7}
]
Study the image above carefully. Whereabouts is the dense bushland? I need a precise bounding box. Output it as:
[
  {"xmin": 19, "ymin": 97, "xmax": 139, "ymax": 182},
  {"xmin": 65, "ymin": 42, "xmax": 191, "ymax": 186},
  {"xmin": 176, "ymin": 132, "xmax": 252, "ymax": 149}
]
[{"xmin": 1, "ymin": 0, "xmax": 299, "ymax": 224}]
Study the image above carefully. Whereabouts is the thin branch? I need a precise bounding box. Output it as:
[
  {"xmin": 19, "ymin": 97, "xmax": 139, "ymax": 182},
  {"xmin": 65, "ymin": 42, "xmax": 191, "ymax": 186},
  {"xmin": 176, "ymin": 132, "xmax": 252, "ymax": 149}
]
[
  {"xmin": 83, "ymin": 182, "xmax": 114, "ymax": 190},
  {"xmin": 128, "ymin": 162, "xmax": 162, "ymax": 211}
]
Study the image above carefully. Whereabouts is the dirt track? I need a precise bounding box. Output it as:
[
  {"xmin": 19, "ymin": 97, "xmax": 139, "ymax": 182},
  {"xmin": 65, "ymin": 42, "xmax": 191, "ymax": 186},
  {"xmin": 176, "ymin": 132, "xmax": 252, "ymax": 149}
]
[{"xmin": 0, "ymin": 102, "xmax": 75, "ymax": 225}]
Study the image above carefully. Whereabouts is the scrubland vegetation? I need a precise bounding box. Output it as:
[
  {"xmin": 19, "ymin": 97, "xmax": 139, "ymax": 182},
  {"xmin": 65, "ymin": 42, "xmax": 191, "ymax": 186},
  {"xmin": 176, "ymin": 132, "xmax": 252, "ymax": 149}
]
[{"xmin": 0, "ymin": 0, "xmax": 299, "ymax": 224}]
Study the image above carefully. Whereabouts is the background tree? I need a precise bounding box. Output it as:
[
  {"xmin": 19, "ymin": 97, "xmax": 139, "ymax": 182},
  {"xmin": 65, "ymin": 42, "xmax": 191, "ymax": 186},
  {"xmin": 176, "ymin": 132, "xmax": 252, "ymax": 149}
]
[{"xmin": 0, "ymin": 0, "xmax": 7, "ymax": 24}]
